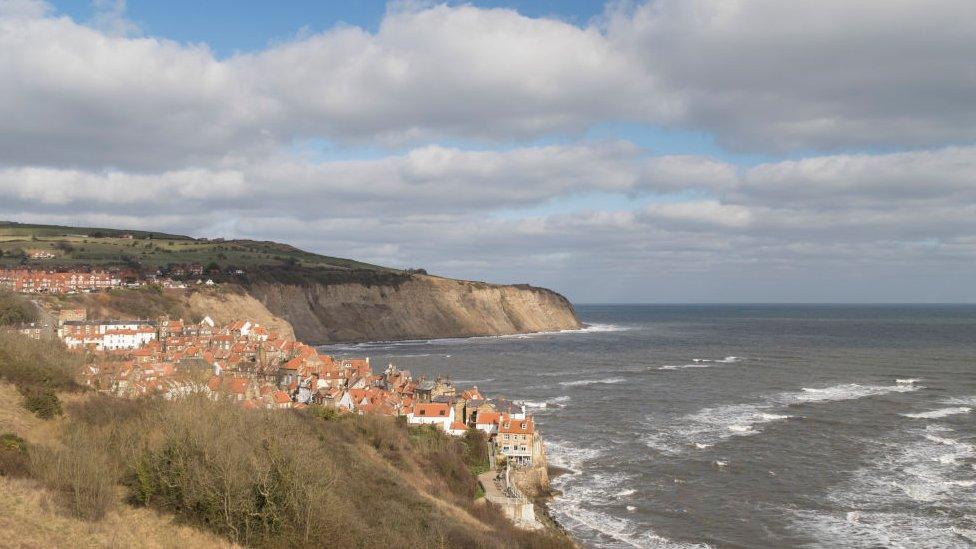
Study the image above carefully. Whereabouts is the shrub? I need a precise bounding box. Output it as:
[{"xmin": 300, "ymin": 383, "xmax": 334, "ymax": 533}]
[
  {"xmin": 30, "ymin": 425, "xmax": 117, "ymax": 520},
  {"xmin": 34, "ymin": 396, "xmax": 575, "ymax": 548},
  {"xmin": 0, "ymin": 331, "xmax": 81, "ymax": 390},
  {"xmin": 21, "ymin": 386, "xmax": 62, "ymax": 419},
  {"xmin": 0, "ymin": 291, "xmax": 36, "ymax": 326},
  {"xmin": 307, "ymin": 405, "xmax": 338, "ymax": 421},
  {"xmin": 0, "ymin": 433, "xmax": 30, "ymax": 477},
  {"xmin": 462, "ymin": 427, "xmax": 490, "ymax": 473}
]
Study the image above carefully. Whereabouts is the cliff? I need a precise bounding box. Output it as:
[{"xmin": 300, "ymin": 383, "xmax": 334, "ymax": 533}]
[
  {"xmin": 244, "ymin": 274, "xmax": 581, "ymax": 344},
  {"xmin": 2, "ymin": 221, "xmax": 581, "ymax": 344}
]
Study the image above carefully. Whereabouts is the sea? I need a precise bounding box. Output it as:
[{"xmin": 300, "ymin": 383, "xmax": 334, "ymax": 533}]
[{"xmin": 318, "ymin": 304, "xmax": 976, "ymax": 548}]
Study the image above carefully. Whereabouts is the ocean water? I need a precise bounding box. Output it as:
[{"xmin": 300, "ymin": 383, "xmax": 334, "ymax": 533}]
[{"xmin": 319, "ymin": 305, "xmax": 976, "ymax": 548}]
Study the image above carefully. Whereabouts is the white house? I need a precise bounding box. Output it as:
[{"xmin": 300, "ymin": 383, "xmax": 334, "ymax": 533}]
[
  {"xmin": 407, "ymin": 402, "xmax": 455, "ymax": 431},
  {"xmin": 101, "ymin": 327, "xmax": 157, "ymax": 350}
]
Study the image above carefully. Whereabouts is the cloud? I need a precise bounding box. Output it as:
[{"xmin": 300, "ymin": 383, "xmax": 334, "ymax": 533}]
[
  {"xmin": 2, "ymin": 0, "xmax": 974, "ymax": 170},
  {"xmin": 0, "ymin": 142, "xmax": 735, "ymax": 217},
  {"xmin": 2, "ymin": 1, "xmax": 975, "ymax": 301},
  {"xmin": 88, "ymin": 0, "xmax": 139, "ymax": 36},
  {"xmin": 3, "ymin": 144, "xmax": 976, "ymax": 300},
  {"xmin": 611, "ymin": 0, "xmax": 976, "ymax": 151}
]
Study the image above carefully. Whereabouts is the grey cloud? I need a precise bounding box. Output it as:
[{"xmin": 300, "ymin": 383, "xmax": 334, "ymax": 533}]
[{"xmin": 2, "ymin": 1, "xmax": 974, "ymax": 170}]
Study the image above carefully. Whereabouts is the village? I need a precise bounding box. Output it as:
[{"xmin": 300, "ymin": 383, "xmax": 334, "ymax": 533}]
[
  {"xmin": 57, "ymin": 308, "xmax": 539, "ymax": 459},
  {"xmin": 1, "ymin": 266, "xmax": 549, "ymax": 527}
]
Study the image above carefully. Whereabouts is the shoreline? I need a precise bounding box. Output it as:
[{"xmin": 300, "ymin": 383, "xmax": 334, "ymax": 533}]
[
  {"xmin": 532, "ymin": 465, "xmax": 575, "ymax": 541},
  {"xmin": 311, "ymin": 322, "xmax": 630, "ymax": 349}
]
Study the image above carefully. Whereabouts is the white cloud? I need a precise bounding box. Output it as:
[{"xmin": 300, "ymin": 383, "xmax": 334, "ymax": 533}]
[
  {"xmin": 2, "ymin": 0, "xmax": 973, "ymax": 169},
  {"xmin": 611, "ymin": 0, "xmax": 976, "ymax": 151},
  {"xmin": 2, "ymin": 1, "xmax": 976, "ymax": 301}
]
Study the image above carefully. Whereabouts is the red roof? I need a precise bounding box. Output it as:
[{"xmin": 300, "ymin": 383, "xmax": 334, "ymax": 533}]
[
  {"xmin": 500, "ymin": 417, "xmax": 535, "ymax": 435},
  {"xmin": 414, "ymin": 403, "xmax": 450, "ymax": 417},
  {"xmin": 476, "ymin": 411, "xmax": 500, "ymax": 425}
]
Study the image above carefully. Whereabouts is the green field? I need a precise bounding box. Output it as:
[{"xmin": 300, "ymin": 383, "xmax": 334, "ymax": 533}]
[{"xmin": 0, "ymin": 221, "xmax": 392, "ymax": 274}]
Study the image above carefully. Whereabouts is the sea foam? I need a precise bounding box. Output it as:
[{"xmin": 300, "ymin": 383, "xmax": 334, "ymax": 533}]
[
  {"xmin": 645, "ymin": 382, "xmax": 921, "ymax": 454},
  {"xmin": 790, "ymin": 423, "xmax": 976, "ymax": 546},
  {"xmin": 560, "ymin": 377, "xmax": 626, "ymax": 387}
]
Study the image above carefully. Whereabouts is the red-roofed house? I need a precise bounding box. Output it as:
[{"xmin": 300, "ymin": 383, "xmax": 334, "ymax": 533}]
[
  {"xmin": 498, "ymin": 416, "xmax": 536, "ymax": 466},
  {"xmin": 407, "ymin": 402, "xmax": 455, "ymax": 431}
]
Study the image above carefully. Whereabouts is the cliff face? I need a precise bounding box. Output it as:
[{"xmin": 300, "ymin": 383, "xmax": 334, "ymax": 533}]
[
  {"xmin": 186, "ymin": 290, "xmax": 296, "ymax": 341},
  {"xmin": 244, "ymin": 274, "xmax": 581, "ymax": 344}
]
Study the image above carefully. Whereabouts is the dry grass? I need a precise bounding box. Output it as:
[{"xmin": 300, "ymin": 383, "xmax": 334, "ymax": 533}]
[
  {"xmin": 0, "ymin": 382, "xmax": 43, "ymax": 439},
  {"xmin": 0, "ymin": 476, "xmax": 237, "ymax": 549},
  {"xmin": 38, "ymin": 397, "xmax": 574, "ymax": 548}
]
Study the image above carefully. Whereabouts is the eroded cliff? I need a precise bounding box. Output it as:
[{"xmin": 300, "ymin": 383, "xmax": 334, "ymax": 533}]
[{"xmin": 244, "ymin": 274, "xmax": 581, "ymax": 343}]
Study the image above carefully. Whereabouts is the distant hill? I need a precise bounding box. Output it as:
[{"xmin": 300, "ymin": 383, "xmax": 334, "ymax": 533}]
[
  {"xmin": 0, "ymin": 221, "xmax": 388, "ymax": 273},
  {"xmin": 0, "ymin": 221, "xmax": 581, "ymax": 343}
]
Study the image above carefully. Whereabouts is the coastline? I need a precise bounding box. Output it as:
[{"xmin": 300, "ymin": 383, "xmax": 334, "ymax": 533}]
[
  {"xmin": 532, "ymin": 465, "xmax": 575, "ymax": 540},
  {"xmin": 313, "ymin": 321, "xmax": 629, "ymax": 349}
]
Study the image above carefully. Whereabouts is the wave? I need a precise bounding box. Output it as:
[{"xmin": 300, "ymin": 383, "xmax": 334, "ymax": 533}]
[
  {"xmin": 516, "ymin": 395, "xmax": 570, "ymax": 409},
  {"xmin": 659, "ymin": 363, "xmax": 713, "ymax": 371},
  {"xmin": 452, "ymin": 378, "xmax": 494, "ymax": 385},
  {"xmin": 790, "ymin": 424, "xmax": 976, "ymax": 546},
  {"xmin": 545, "ymin": 439, "xmax": 604, "ymax": 473},
  {"xmin": 549, "ymin": 469, "xmax": 705, "ymax": 549},
  {"xmin": 896, "ymin": 378, "xmax": 921, "ymax": 384},
  {"xmin": 560, "ymin": 377, "xmax": 626, "ymax": 387},
  {"xmin": 784, "ymin": 383, "xmax": 920, "ymax": 405},
  {"xmin": 902, "ymin": 406, "xmax": 972, "ymax": 419},
  {"xmin": 644, "ymin": 403, "xmax": 795, "ymax": 454},
  {"xmin": 659, "ymin": 356, "xmax": 744, "ymax": 371},
  {"xmin": 645, "ymin": 382, "xmax": 921, "ymax": 454}
]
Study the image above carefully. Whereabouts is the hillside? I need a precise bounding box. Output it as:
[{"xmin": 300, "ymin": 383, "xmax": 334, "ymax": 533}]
[
  {"xmin": 0, "ymin": 222, "xmax": 582, "ymax": 342},
  {"xmin": 0, "ymin": 221, "xmax": 384, "ymax": 272},
  {"xmin": 0, "ymin": 330, "xmax": 573, "ymax": 548}
]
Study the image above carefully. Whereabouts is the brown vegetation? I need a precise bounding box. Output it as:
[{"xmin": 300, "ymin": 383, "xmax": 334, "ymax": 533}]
[
  {"xmin": 40, "ymin": 286, "xmax": 193, "ymax": 321},
  {"xmin": 27, "ymin": 396, "xmax": 573, "ymax": 548},
  {"xmin": 0, "ymin": 291, "xmax": 37, "ymax": 326},
  {"xmin": 0, "ymin": 331, "xmax": 82, "ymax": 420}
]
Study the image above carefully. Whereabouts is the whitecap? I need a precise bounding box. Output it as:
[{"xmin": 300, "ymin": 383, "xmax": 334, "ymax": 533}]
[
  {"xmin": 901, "ymin": 406, "xmax": 971, "ymax": 419},
  {"xmin": 644, "ymin": 403, "xmax": 792, "ymax": 454},
  {"xmin": 560, "ymin": 377, "xmax": 626, "ymax": 387},
  {"xmin": 659, "ymin": 363, "xmax": 712, "ymax": 370},
  {"xmin": 896, "ymin": 378, "xmax": 921, "ymax": 384},
  {"xmin": 647, "ymin": 382, "xmax": 918, "ymax": 454},
  {"xmin": 790, "ymin": 423, "xmax": 976, "ymax": 546},
  {"xmin": 517, "ymin": 396, "xmax": 570, "ymax": 409},
  {"xmin": 785, "ymin": 383, "xmax": 920, "ymax": 405}
]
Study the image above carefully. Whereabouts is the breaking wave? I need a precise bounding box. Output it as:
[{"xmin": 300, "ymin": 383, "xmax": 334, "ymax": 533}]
[
  {"xmin": 902, "ymin": 406, "xmax": 972, "ymax": 419},
  {"xmin": 901, "ymin": 395, "xmax": 975, "ymax": 419},
  {"xmin": 560, "ymin": 377, "xmax": 626, "ymax": 387},
  {"xmin": 785, "ymin": 383, "xmax": 920, "ymax": 405},
  {"xmin": 790, "ymin": 424, "xmax": 976, "ymax": 547},
  {"xmin": 645, "ymin": 382, "xmax": 921, "ymax": 454},
  {"xmin": 516, "ymin": 395, "xmax": 571, "ymax": 409},
  {"xmin": 545, "ymin": 450, "xmax": 707, "ymax": 549}
]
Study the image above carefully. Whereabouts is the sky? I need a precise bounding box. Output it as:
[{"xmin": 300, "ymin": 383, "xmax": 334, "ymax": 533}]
[{"xmin": 1, "ymin": 0, "xmax": 975, "ymax": 303}]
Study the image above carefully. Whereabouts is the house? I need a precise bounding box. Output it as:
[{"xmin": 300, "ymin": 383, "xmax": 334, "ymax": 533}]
[
  {"xmin": 447, "ymin": 421, "xmax": 469, "ymax": 437},
  {"xmin": 475, "ymin": 410, "xmax": 501, "ymax": 435},
  {"xmin": 415, "ymin": 379, "xmax": 436, "ymax": 402},
  {"xmin": 407, "ymin": 402, "xmax": 455, "ymax": 431},
  {"xmin": 497, "ymin": 416, "xmax": 536, "ymax": 466}
]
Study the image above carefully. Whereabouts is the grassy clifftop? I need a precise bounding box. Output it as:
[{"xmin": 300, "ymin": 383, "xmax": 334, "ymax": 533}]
[{"xmin": 0, "ymin": 221, "xmax": 389, "ymax": 273}]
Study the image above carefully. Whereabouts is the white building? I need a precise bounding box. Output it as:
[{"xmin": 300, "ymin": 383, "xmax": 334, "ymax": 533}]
[
  {"xmin": 407, "ymin": 403, "xmax": 455, "ymax": 431},
  {"xmin": 60, "ymin": 320, "xmax": 156, "ymax": 351}
]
